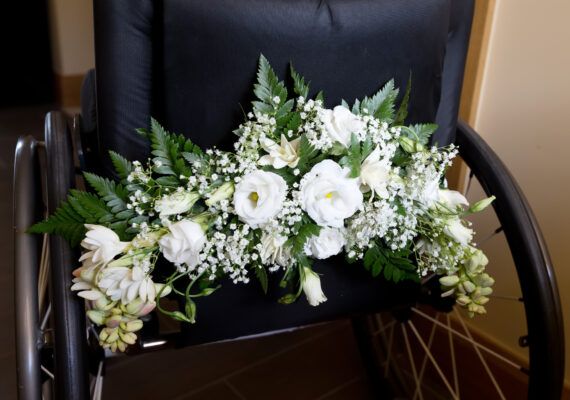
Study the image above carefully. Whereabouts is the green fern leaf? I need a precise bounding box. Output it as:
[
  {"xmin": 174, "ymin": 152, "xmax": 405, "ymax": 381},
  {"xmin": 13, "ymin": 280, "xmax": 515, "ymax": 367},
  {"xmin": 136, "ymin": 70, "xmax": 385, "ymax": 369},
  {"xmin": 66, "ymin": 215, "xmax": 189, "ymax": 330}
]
[{"xmin": 290, "ymin": 63, "xmax": 310, "ymax": 98}]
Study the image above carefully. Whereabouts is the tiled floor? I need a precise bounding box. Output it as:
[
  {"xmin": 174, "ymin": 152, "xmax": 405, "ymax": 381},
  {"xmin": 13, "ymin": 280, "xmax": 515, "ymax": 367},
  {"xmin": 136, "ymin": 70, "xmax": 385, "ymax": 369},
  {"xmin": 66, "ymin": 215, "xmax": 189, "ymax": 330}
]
[{"xmin": 0, "ymin": 106, "xmax": 374, "ymax": 399}]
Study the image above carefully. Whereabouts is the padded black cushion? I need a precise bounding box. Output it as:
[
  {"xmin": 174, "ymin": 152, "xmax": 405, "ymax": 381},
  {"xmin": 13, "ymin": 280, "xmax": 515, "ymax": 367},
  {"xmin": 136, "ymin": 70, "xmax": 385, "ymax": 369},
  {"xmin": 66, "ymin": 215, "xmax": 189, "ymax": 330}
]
[{"xmin": 91, "ymin": 0, "xmax": 473, "ymax": 344}]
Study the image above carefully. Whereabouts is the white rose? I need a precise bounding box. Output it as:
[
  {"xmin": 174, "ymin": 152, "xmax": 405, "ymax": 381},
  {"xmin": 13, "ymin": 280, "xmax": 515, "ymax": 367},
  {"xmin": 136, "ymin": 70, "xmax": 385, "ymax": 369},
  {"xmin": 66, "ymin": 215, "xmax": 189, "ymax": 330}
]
[
  {"xmin": 359, "ymin": 146, "xmax": 391, "ymax": 198},
  {"xmin": 259, "ymin": 232, "xmax": 288, "ymax": 265},
  {"xmin": 300, "ymin": 160, "xmax": 363, "ymax": 228},
  {"xmin": 158, "ymin": 220, "xmax": 206, "ymax": 267},
  {"xmin": 304, "ymin": 227, "xmax": 346, "ymax": 259},
  {"xmin": 320, "ymin": 106, "xmax": 365, "ymax": 147},
  {"xmin": 80, "ymin": 224, "xmax": 129, "ymax": 264},
  {"xmin": 258, "ymin": 134, "xmax": 301, "ymax": 169},
  {"xmin": 443, "ymin": 218, "xmax": 473, "ymax": 246},
  {"xmin": 233, "ymin": 170, "xmax": 287, "ymax": 228},
  {"xmin": 301, "ymin": 267, "xmax": 327, "ymax": 306},
  {"xmin": 154, "ymin": 191, "xmax": 199, "ymax": 218}
]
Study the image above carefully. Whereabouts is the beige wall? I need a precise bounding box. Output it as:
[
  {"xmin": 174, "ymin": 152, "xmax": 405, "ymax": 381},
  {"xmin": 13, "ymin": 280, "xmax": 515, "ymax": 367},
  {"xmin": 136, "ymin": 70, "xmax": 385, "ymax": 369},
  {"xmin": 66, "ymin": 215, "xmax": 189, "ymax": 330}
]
[
  {"xmin": 48, "ymin": 0, "xmax": 94, "ymax": 76},
  {"xmin": 468, "ymin": 0, "xmax": 570, "ymax": 383}
]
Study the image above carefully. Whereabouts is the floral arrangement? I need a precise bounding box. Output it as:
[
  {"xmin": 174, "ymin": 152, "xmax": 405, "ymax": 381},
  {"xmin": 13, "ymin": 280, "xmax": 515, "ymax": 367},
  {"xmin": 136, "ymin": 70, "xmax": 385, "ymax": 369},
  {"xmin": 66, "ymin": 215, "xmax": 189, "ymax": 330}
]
[{"xmin": 31, "ymin": 56, "xmax": 495, "ymax": 352}]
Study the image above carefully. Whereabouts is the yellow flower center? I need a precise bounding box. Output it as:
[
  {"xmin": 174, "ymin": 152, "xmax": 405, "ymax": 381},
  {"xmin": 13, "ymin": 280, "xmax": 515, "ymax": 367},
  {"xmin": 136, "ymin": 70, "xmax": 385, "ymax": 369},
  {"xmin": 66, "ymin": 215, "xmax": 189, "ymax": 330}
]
[
  {"xmin": 249, "ymin": 192, "xmax": 259, "ymax": 202},
  {"xmin": 325, "ymin": 192, "xmax": 333, "ymax": 199}
]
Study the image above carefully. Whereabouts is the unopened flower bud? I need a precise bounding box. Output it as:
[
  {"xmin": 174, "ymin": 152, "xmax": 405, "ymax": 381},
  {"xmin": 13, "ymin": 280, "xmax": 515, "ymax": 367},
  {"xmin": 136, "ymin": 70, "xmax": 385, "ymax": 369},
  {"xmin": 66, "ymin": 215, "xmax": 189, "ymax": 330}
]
[
  {"xmin": 439, "ymin": 275, "xmax": 459, "ymax": 287},
  {"xmin": 469, "ymin": 196, "xmax": 495, "ymax": 213},
  {"xmin": 205, "ymin": 182, "xmax": 235, "ymax": 207},
  {"xmin": 86, "ymin": 310, "xmax": 107, "ymax": 325}
]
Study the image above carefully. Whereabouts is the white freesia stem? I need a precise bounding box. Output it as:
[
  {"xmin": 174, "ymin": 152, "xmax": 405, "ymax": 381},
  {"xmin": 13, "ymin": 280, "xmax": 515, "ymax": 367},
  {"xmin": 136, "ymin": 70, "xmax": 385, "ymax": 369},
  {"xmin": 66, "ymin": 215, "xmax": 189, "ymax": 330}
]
[{"xmin": 80, "ymin": 224, "xmax": 129, "ymax": 264}]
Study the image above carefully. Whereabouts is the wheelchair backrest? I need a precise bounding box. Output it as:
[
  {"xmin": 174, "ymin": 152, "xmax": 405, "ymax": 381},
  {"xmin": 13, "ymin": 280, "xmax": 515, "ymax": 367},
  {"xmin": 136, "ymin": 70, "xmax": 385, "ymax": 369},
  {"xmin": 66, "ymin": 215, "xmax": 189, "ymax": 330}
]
[{"xmin": 91, "ymin": 0, "xmax": 473, "ymax": 178}]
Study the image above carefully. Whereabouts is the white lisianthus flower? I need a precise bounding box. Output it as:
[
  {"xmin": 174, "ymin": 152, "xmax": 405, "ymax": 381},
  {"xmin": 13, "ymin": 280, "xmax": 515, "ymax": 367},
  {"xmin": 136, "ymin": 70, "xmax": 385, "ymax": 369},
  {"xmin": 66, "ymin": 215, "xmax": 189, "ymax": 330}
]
[
  {"xmin": 258, "ymin": 134, "xmax": 301, "ymax": 169},
  {"xmin": 443, "ymin": 218, "xmax": 473, "ymax": 246},
  {"xmin": 158, "ymin": 220, "xmax": 206, "ymax": 267},
  {"xmin": 80, "ymin": 224, "xmax": 129, "ymax": 264},
  {"xmin": 98, "ymin": 265, "xmax": 158, "ymax": 304},
  {"xmin": 154, "ymin": 191, "xmax": 199, "ymax": 218},
  {"xmin": 233, "ymin": 170, "xmax": 287, "ymax": 228},
  {"xmin": 319, "ymin": 106, "xmax": 365, "ymax": 147},
  {"xmin": 301, "ymin": 267, "xmax": 327, "ymax": 306},
  {"xmin": 300, "ymin": 160, "xmax": 363, "ymax": 228},
  {"xmin": 259, "ymin": 232, "xmax": 288, "ymax": 265},
  {"xmin": 205, "ymin": 182, "xmax": 235, "ymax": 207},
  {"xmin": 359, "ymin": 146, "xmax": 391, "ymax": 198},
  {"xmin": 304, "ymin": 227, "xmax": 346, "ymax": 259}
]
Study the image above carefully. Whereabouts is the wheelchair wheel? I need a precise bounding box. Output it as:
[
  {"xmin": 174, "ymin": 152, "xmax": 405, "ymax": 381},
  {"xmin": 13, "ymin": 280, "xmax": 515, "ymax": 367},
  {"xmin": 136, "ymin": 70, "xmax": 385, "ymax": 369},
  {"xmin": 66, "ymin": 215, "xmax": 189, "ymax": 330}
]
[
  {"xmin": 14, "ymin": 114, "xmax": 105, "ymax": 400},
  {"xmin": 355, "ymin": 121, "xmax": 564, "ymax": 399}
]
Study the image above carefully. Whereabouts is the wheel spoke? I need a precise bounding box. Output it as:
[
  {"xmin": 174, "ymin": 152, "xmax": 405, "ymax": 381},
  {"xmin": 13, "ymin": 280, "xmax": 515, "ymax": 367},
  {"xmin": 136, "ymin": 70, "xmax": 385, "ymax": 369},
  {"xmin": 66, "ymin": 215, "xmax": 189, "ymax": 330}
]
[
  {"xmin": 412, "ymin": 313, "xmax": 439, "ymax": 400},
  {"xmin": 402, "ymin": 324, "xmax": 424, "ymax": 400},
  {"xmin": 489, "ymin": 294, "xmax": 523, "ymax": 302},
  {"xmin": 447, "ymin": 314, "xmax": 460, "ymax": 397},
  {"xmin": 454, "ymin": 309, "xmax": 506, "ymax": 400},
  {"xmin": 383, "ymin": 323, "xmax": 396, "ymax": 378},
  {"xmin": 40, "ymin": 303, "xmax": 52, "ymax": 332},
  {"xmin": 41, "ymin": 365, "xmax": 54, "ymax": 380},
  {"xmin": 411, "ymin": 308, "xmax": 523, "ymax": 371},
  {"xmin": 373, "ymin": 320, "xmax": 396, "ymax": 337},
  {"xmin": 408, "ymin": 321, "xmax": 458, "ymax": 400},
  {"xmin": 478, "ymin": 226, "xmax": 503, "ymax": 245},
  {"xmin": 91, "ymin": 360, "xmax": 104, "ymax": 400}
]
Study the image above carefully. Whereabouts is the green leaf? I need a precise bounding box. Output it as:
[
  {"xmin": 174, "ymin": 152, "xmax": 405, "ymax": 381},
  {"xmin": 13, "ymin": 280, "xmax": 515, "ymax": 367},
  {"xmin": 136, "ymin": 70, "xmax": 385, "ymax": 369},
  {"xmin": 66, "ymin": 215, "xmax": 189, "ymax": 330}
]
[
  {"xmin": 360, "ymin": 79, "xmax": 399, "ymax": 122},
  {"xmin": 83, "ymin": 172, "xmax": 128, "ymax": 214},
  {"xmin": 149, "ymin": 118, "xmax": 194, "ymax": 180},
  {"xmin": 394, "ymin": 72, "xmax": 412, "ymax": 126},
  {"xmin": 287, "ymin": 223, "xmax": 321, "ymax": 257},
  {"xmin": 255, "ymin": 265, "xmax": 269, "ymax": 294},
  {"xmin": 296, "ymin": 134, "xmax": 323, "ymax": 174},
  {"xmin": 109, "ymin": 151, "xmax": 133, "ymax": 182},
  {"xmin": 362, "ymin": 243, "xmax": 419, "ymax": 283},
  {"xmin": 253, "ymin": 54, "xmax": 288, "ymax": 115},
  {"xmin": 347, "ymin": 133, "xmax": 361, "ymax": 178},
  {"xmin": 290, "ymin": 63, "xmax": 310, "ymax": 98},
  {"xmin": 28, "ymin": 190, "xmax": 114, "ymax": 247},
  {"xmin": 401, "ymin": 124, "xmax": 438, "ymax": 145}
]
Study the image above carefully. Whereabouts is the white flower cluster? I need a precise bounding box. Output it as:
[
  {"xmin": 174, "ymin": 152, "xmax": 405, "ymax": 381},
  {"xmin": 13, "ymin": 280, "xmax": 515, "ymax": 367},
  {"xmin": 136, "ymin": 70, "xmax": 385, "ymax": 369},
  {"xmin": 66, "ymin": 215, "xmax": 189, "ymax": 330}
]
[{"xmin": 69, "ymin": 87, "xmax": 494, "ymax": 352}]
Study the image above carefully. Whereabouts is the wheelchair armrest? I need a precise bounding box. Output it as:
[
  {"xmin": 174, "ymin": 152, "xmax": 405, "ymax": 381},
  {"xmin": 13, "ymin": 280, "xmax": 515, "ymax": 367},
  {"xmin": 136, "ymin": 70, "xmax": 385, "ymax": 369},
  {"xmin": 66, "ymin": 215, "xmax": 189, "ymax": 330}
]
[
  {"xmin": 455, "ymin": 120, "xmax": 564, "ymax": 398},
  {"xmin": 44, "ymin": 111, "xmax": 91, "ymax": 399}
]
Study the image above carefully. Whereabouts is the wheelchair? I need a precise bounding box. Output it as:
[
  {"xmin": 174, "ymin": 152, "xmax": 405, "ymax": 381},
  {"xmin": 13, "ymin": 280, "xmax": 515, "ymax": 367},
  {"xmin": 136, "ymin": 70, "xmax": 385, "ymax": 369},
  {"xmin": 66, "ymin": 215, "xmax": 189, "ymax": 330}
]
[{"xmin": 13, "ymin": 0, "xmax": 564, "ymax": 399}]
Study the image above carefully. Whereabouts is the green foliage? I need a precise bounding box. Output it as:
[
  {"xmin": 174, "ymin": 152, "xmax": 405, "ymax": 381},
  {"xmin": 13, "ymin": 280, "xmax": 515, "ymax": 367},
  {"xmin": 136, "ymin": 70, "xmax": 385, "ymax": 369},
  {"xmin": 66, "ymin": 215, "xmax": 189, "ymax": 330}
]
[
  {"xmin": 28, "ymin": 190, "xmax": 114, "ymax": 247},
  {"xmin": 109, "ymin": 151, "xmax": 133, "ymax": 182},
  {"xmin": 393, "ymin": 73, "xmax": 412, "ymax": 126},
  {"xmin": 83, "ymin": 172, "xmax": 129, "ymax": 214},
  {"xmin": 347, "ymin": 133, "xmax": 361, "ymax": 178},
  {"xmin": 296, "ymin": 135, "xmax": 324, "ymax": 174},
  {"xmin": 286, "ymin": 223, "xmax": 321, "ymax": 257},
  {"xmin": 149, "ymin": 118, "xmax": 197, "ymax": 180},
  {"xmin": 359, "ymin": 80, "xmax": 399, "ymax": 122},
  {"xmin": 401, "ymin": 123, "xmax": 438, "ymax": 146},
  {"xmin": 253, "ymin": 55, "xmax": 290, "ymax": 116},
  {"xmin": 290, "ymin": 63, "xmax": 310, "ymax": 98},
  {"xmin": 363, "ymin": 243, "xmax": 419, "ymax": 283},
  {"xmin": 255, "ymin": 265, "xmax": 269, "ymax": 294}
]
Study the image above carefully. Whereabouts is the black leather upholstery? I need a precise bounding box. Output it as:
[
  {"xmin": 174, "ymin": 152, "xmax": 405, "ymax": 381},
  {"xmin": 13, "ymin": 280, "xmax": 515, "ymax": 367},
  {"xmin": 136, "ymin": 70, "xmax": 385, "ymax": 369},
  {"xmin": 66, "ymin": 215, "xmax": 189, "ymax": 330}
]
[{"xmin": 88, "ymin": 0, "xmax": 473, "ymax": 344}]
